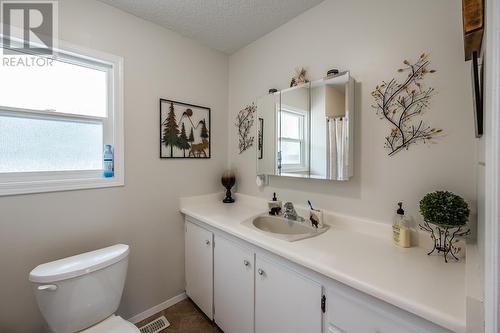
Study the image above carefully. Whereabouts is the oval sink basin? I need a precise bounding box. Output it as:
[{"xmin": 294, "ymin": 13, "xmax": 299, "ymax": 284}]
[
  {"xmin": 247, "ymin": 215, "xmax": 329, "ymax": 242},
  {"xmin": 253, "ymin": 216, "xmax": 313, "ymax": 235}
]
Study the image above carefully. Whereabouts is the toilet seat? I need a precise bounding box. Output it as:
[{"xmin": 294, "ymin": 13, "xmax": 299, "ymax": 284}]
[{"xmin": 81, "ymin": 315, "xmax": 140, "ymax": 333}]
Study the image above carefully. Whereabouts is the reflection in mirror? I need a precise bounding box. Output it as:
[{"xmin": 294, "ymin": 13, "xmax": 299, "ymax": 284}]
[
  {"xmin": 256, "ymin": 92, "xmax": 279, "ymax": 176},
  {"xmin": 256, "ymin": 72, "xmax": 354, "ymax": 181},
  {"xmin": 310, "ymin": 72, "xmax": 354, "ymax": 180},
  {"xmin": 279, "ymin": 83, "xmax": 310, "ymax": 177}
]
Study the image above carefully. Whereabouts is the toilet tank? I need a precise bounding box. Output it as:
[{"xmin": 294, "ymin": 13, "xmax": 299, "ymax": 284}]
[{"xmin": 29, "ymin": 244, "xmax": 130, "ymax": 333}]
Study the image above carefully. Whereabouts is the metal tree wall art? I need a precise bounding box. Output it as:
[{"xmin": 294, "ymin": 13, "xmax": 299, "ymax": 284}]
[
  {"xmin": 371, "ymin": 53, "xmax": 442, "ymax": 156},
  {"xmin": 236, "ymin": 103, "xmax": 256, "ymax": 154},
  {"xmin": 160, "ymin": 99, "xmax": 211, "ymax": 159}
]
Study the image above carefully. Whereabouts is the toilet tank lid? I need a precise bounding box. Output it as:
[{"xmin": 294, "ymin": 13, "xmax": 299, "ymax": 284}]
[{"xmin": 29, "ymin": 244, "xmax": 129, "ymax": 283}]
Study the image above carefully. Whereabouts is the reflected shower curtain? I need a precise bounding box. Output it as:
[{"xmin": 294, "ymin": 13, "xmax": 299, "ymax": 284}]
[{"xmin": 328, "ymin": 117, "xmax": 348, "ymax": 180}]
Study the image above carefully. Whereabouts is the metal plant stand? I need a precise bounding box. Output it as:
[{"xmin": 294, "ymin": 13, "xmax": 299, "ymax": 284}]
[{"xmin": 419, "ymin": 221, "xmax": 470, "ymax": 263}]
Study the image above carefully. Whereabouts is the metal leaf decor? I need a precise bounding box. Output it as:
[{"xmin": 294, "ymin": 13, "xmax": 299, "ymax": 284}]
[
  {"xmin": 236, "ymin": 103, "xmax": 256, "ymax": 154},
  {"xmin": 371, "ymin": 53, "xmax": 442, "ymax": 156}
]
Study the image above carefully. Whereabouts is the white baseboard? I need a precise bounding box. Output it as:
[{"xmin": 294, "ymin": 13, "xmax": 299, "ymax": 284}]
[{"xmin": 128, "ymin": 292, "xmax": 187, "ymax": 324}]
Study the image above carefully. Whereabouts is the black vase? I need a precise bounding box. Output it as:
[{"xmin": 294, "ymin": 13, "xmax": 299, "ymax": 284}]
[{"xmin": 221, "ymin": 171, "xmax": 236, "ymax": 203}]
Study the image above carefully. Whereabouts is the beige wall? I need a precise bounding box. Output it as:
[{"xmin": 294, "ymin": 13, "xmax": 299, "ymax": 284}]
[
  {"xmin": 0, "ymin": 1, "xmax": 228, "ymax": 332},
  {"xmin": 228, "ymin": 0, "xmax": 477, "ymax": 225}
]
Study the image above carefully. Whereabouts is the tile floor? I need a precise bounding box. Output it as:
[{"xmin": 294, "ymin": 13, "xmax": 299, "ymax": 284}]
[{"xmin": 135, "ymin": 298, "xmax": 222, "ymax": 333}]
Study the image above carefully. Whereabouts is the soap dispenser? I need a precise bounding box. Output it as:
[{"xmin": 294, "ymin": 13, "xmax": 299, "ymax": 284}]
[
  {"xmin": 393, "ymin": 202, "xmax": 411, "ymax": 248},
  {"xmin": 268, "ymin": 192, "xmax": 282, "ymax": 216}
]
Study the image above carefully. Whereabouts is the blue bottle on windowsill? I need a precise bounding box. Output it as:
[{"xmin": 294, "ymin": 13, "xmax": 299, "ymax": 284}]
[{"xmin": 103, "ymin": 144, "xmax": 114, "ymax": 178}]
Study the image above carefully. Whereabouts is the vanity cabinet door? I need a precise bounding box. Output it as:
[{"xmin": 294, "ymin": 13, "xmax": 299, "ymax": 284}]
[
  {"xmin": 185, "ymin": 220, "xmax": 213, "ymax": 319},
  {"xmin": 325, "ymin": 288, "xmax": 452, "ymax": 333},
  {"xmin": 255, "ymin": 255, "xmax": 322, "ymax": 333},
  {"xmin": 214, "ymin": 236, "xmax": 254, "ymax": 333}
]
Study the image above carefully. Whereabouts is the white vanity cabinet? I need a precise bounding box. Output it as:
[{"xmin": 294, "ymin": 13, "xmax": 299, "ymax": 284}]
[
  {"xmin": 184, "ymin": 217, "xmax": 455, "ymax": 333},
  {"xmin": 184, "ymin": 221, "xmax": 213, "ymax": 319},
  {"xmin": 186, "ymin": 220, "xmax": 323, "ymax": 333},
  {"xmin": 255, "ymin": 255, "xmax": 323, "ymax": 333},
  {"xmin": 213, "ymin": 235, "xmax": 254, "ymax": 333}
]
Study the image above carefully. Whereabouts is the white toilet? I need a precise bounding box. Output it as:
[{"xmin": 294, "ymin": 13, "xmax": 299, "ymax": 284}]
[{"xmin": 29, "ymin": 244, "xmax": 140, "ymax": 333}]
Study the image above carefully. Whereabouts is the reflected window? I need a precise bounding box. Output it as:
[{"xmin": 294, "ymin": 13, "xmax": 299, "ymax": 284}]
[{"xmin": 279, "ymin": 109, "xmax": 307, "ymax": 172}]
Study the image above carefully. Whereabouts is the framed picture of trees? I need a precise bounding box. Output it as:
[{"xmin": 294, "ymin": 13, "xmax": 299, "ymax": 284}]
[{"xmin": 160, "ymin": 99, "xmax": 211, "ymax": 159}]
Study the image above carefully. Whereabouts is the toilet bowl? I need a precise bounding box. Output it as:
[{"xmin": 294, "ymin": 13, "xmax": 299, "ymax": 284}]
[{"xmin": 29, "ymin": 244, "xmax": 140, "ymax": 333}]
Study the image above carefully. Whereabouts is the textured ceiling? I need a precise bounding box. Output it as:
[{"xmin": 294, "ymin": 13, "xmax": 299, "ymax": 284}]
[{"xmin": 98, "ymin": 0, "xmax": 324, "ymax": 54}]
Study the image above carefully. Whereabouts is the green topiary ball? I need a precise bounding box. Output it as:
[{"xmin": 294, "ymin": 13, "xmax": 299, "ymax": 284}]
[{"xmin": 419, "ymin": 191, "xmax": 470, "ymax": 227}]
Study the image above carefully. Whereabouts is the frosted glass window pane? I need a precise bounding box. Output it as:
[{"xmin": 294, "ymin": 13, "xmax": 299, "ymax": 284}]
[
  {"xmin": 0, "ymin": 56, "xmax": 107, "ymax": 117},
  {"xmin": 281, "ymin": 112, "xmax": 301, "ymax": 139},
  {"xmin": 281, "ymin": 140, "xmax": 301, "ymax": 165},
  {"xmin": 0, "ymin": 115, "xmax": 103, "ymax": 172}
]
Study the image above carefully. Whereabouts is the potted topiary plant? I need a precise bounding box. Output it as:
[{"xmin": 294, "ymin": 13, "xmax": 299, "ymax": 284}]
[{"xmin": 419, "ymin": 191, "xmax": 470, "ymax": 262}]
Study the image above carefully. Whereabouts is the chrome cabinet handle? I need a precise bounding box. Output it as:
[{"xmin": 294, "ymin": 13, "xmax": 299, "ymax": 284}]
[
  {"xmin": 38, "ymin": 284, "xmax": 57, "ymax": 291},
  {"xmin": 243, "ymin": 260, "xmax": 250, "ymax": 266},
  {"xmin": 257, "ymin": 268, "xmax": 264, "ymax": 276}
]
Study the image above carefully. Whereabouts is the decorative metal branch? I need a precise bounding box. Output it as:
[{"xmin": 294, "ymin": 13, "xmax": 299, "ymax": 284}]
[
  {"xmin": 371, "ymin": 53, "xmax": 443, "ymax": 156},
  {"xmin": 236, "ymin": 103, "xmax": 256, "ymax": 154}
]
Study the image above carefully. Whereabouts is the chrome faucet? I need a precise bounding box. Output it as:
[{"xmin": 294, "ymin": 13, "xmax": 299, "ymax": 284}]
[{"xmin": 283, "ymin": 202, "xmax": 305, "ymax": 222}]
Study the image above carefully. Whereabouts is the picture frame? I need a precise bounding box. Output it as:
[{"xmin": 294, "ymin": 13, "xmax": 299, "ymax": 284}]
[
  {"xmin": 471, "ymin": 51, "xmax": 483, "ymax": 138},
  {"xmin": 258, "ymin": 118, "xmax": 264, "ymax": 159},
  {"xmin": 159, "ymin": 98, "xmax": 211, "ymax": 159}
]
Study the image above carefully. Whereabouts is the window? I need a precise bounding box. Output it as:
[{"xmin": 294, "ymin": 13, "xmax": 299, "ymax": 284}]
[
  {"xmin": 279, "ymin": 108, "xmax": 308, "ymax": 173},
  {"xmin": 0, "ymin": 39, "xmax": 124, "ymax": 195}
]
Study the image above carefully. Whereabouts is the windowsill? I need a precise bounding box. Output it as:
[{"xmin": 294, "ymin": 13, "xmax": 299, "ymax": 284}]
[
  {"xmin": 281, "ymin": 166, "xmax": 308, "ymax": 173},
  {"xmin": 0, "ymin": 175, "xmax": 124, "ymax": 196},
  {"xmin": 280, "ymin": 172, "xmax": 309, "ymax": 178}
]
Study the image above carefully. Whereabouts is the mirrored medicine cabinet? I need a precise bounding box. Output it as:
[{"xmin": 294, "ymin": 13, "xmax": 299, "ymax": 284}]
[{"xmin": 256, "ymin": 71, "xmax": 355, "ymax": 181}]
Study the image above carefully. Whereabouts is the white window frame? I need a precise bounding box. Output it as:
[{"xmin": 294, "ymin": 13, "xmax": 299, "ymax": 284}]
[
  {"xmin": 0, "ymin": 36, "xmax": 124, "ymax": 196},
  {"xmin": 278, "ymin": 106, "xmax": 309, "ymax": 173}
]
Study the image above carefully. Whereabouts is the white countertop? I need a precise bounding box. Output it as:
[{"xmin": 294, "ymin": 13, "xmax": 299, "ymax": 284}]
[{"xmin": 180, "ymin": 193, "xmax": 465, "ymax": 332}]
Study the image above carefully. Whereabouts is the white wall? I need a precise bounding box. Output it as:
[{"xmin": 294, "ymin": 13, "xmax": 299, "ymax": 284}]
[
  {"xmin": 0, "ymin": 1, "xmax": 228, "ymax": 332},
  {"xmin": 482, "ymin": 0, "xmax": 500, "ymax": 330},
  {"xmin": 228, "ymin": 0, "xmax": 476, "ymax": 226}
]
